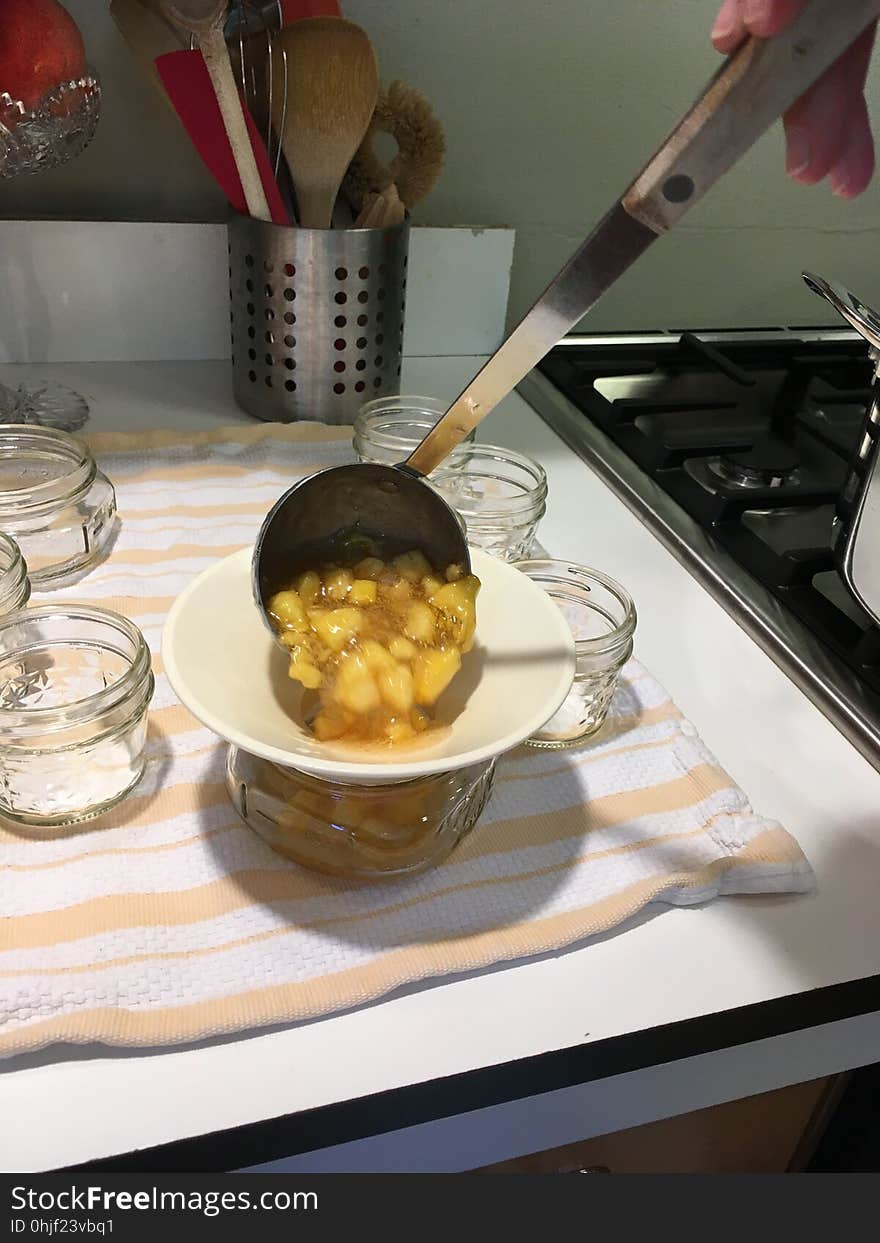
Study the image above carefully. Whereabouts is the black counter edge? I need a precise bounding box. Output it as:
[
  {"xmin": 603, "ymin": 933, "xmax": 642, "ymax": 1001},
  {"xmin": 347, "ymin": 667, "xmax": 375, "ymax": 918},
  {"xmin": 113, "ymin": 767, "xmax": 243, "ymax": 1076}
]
[{"xmin": 56, "ymin": 972, "xmax": 880, "ymax": 1173}]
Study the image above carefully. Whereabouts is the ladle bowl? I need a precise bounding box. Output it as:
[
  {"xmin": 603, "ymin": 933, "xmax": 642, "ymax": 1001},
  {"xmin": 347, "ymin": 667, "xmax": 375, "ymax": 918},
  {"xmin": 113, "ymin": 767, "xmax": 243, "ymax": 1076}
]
[{"xmin": 252, "ymin": 462, "xmax": 470, "ymax": 632}]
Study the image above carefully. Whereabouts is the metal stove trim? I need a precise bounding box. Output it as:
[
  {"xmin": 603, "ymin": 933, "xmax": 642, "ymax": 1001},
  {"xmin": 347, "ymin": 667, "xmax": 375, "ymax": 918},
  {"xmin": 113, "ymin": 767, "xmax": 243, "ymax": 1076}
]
[
  {"xmin": 517, "ymin": 366, "xmax": 880, "ymax": 773},
  {"xmin": 557, "ymin": 327, "xmax": 863, "ymax": 347}
]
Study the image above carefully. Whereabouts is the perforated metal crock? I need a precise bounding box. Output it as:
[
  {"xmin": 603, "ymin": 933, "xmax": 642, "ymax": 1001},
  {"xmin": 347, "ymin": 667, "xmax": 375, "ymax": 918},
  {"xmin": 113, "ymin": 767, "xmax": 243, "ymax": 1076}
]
[{"xmin": 228, "ymin": 213, "xmax": 409, "ymax": 425}]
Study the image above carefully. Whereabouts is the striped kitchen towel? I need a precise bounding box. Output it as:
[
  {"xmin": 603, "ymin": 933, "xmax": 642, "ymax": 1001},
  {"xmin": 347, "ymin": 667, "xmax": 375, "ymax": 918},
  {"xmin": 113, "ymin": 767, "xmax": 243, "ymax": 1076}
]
[{"xmin": 0, "ymin": 424, "xmax": 814, "ymax": 1056}]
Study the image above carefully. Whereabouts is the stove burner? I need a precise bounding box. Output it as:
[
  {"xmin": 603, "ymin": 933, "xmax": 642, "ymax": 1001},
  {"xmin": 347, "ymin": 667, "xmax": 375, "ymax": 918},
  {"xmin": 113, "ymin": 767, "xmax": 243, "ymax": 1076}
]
[
  {"xmin": 715, "ymin": 437, "xmax": 801, "ymax": 488},
  {"xmin": 532, "ymin": 328, "xmax": 880, "ymax": 766}
]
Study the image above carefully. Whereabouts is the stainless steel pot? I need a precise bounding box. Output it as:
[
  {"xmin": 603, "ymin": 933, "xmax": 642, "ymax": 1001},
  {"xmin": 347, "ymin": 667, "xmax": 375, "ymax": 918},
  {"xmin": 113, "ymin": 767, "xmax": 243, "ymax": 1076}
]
[{"xmin": 804, "ymin": 272, "xmax": 880, "ymax": 626}]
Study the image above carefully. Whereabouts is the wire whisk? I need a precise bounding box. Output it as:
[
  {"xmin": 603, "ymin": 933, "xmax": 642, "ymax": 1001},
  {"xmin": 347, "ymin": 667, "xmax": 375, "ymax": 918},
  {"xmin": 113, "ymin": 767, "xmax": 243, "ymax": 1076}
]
[{"xmin": 225, "ymin": 1, "xmax": 288, "ymax": 179}]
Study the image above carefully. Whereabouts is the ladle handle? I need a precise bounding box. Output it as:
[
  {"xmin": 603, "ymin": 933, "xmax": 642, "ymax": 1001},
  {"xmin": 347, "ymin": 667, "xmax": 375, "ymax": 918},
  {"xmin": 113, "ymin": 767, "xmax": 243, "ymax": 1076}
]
[{"xmin": 405, "ymin": 0, "xmax": 880, "ymax": 478}]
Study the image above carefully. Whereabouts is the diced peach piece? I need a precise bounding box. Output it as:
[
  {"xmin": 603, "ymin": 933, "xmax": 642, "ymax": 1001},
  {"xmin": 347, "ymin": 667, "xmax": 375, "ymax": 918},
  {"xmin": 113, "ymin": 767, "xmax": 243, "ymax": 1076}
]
[
  {"xmin": 385, "ymin": 719, "xmax": 417, "ymax": 745},
  {"xmin": 384, "ymin": 576, "xmax": 411, "ymax": 603},
  {"xmin": 268, "ymin": 588, "xmax": 308, "ymax": 631},
  {"xmin": 288, "ymin": 657, "xmax": 322, "ymax": 689},
  {"xmin": 312, "ymin": 705, "xmax": 353, "ymax": 740},
  {"xmin": 376, "ymin": 661, "xmax": 414, "ymax": 713},
  {"xmin": 413, "ymin": 647, "xmax": 461, "ymax": 705},
  {"xmin": 361, "ymin": 639, "xmax": 395, "ymax": 672},
  {"xmin": 430, "ymin": 577, "xmax": 480, "ymax": 650},
  {"xmin": 334, "ymin": 654, "xmax": 381, "ymax": 713},
  {"xmin": 324, "ymin": 568, "xmax": 352, "ymax": 602},
  {"xmin": 388, "ymin": 636, "xmax": 418, "ymax": 662},
  {"xmin": 295, "ymin": 571, "xmax": 321, "ymax": 607},
  {"xmin": 354, "ymin": 556, "xmax": 385, "ymax": 581},
  {"xmin": 404, "ymin": 601, "xmax": 435, "ymax": 644},
  {"xmin": 349, "ymin": 578, "xmax": 378, "ymax": 606},
  {"xmin": 430, "ymin": 577, "xmax": 480, "ymax": 614},
  {"xmin": 308, "ymin": 607, "xmax": 362, "ymax": 651},
  {"xmin": 393, "ymin": 550, "xmax": 433, "ymax": 582}
]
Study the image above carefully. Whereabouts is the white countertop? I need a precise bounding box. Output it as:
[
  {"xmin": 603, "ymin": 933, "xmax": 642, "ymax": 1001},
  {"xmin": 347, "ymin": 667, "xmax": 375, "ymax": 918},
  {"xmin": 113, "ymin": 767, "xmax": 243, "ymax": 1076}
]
[{"xmin": 2, "ymin": 355, "xmax": 880, "ymax": 1173}]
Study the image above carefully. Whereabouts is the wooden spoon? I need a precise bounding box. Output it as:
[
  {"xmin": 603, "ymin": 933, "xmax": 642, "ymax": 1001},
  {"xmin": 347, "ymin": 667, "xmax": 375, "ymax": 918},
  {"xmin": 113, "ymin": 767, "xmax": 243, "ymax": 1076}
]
[
  {"xmin": 270, "ymin": 17, "xmax": 379, "ymax": 228},
  {"xmin": 162, "ymin": 0, "xmax": 271, "ymax": 221}
]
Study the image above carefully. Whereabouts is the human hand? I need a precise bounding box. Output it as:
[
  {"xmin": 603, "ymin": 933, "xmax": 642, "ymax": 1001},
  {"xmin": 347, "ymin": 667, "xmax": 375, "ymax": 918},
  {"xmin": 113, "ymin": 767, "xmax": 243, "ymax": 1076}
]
[{"xmin": 712, "ymin": 0, "xmax": 877, "ymax": 197}]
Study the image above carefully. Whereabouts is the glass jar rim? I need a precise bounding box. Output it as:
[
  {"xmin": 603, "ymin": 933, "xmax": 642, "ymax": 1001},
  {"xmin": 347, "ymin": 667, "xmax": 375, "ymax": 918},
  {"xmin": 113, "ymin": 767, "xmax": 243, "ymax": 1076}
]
[
  {"xmin": 0, "ymin": 531, "xmax": 30, "ymax": 614},
  {"xmin": 515, "ymin": 559, "xmax": 637, "ymax": 653},
  {"xmin": 0, "ymin": 604, "xmax": 152, "ymax": 733},
  {"xmin": 357, "ymin": 394, "xmax": 448, "ymax": 419},
  {"xmin": 353, "ymin": 395, "xmax": 452, "ymax": 453},
  {"xmin": 0, "ymin": 530, "xmax": 25, "ymax": 573},
  {"xmin": 431, "ymin": 443, "xmax": 548, "ymax": 519},
  {"xmin": 0, "ymin": 425, "xmax": 96, "ymax": 520}
]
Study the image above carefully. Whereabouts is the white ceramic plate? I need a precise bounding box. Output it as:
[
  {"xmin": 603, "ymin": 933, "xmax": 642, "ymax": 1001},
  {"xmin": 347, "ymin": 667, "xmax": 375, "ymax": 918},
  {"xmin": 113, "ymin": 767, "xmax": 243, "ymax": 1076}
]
[{"xmin": 162, "ymin": 547, "xmax": 575, "ymax": 784}]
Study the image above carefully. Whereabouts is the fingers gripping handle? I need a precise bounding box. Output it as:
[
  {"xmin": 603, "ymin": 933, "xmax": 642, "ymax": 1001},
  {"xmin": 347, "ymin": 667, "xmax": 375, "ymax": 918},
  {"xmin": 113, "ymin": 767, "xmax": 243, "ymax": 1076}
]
[
  {"xmin": 407, "ymin": 0, "xmax": 880, "ymax": 480},
  {"xmin": 622, "ymin": 0, "xmax": 880, "ymax": 233}
]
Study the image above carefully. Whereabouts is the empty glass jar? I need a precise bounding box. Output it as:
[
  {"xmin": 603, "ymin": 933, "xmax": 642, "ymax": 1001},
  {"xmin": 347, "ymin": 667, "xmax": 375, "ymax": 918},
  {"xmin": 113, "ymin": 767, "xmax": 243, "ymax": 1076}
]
[
  {"xmin": 0, "ymin": 425, "xmax": 117, "ymax": 585},
  {"xmin": 516, "ymin": 560, "xmax": 636, "ymax": 748},
  {"xmin": 431, "ymin": 444, "xmax": 547, "ymax": 562},
  {"xmin": 0, "ymin": 605, "xmax": 154, "ymax": 825},
  {"xmin": 227, "ymin": 747, "xmax": 497, "ymax": 879},
  {"xmin": 353, "ymin": 394, "xmax": 475, "ymax": 465},
  {"xmin": 0, "ymin": 532, "xmax": 29, "ymax": 616},
  {"xmin": 354, "ymin": 400, "xmax": 546, "ymax": 560}
]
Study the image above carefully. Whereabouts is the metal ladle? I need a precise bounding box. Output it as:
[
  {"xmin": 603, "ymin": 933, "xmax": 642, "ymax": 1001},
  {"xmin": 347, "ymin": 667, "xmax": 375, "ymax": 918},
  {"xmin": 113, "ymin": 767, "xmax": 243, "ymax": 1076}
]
[
  {"xmin": 253, "ymin": 460, "xmax": 468, "ymax": 606},
  {"xmin": 253, "ymin": 0, "xmax": 880, "ymax": 623}
]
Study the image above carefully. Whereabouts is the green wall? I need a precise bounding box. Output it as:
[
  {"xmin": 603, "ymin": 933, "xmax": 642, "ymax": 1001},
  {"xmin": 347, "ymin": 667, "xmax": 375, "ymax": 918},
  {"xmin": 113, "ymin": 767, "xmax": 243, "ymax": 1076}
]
[{"xmin": 3, "ymin": 1, "xmax": 879, "ymax": 329}]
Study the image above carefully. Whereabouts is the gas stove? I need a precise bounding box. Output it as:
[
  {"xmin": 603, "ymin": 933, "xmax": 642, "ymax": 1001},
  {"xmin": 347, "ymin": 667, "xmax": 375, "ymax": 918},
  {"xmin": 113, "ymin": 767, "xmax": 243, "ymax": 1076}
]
[{"xmin": 517, "ymin": 326, "xmax": 880, "ymax": 771}]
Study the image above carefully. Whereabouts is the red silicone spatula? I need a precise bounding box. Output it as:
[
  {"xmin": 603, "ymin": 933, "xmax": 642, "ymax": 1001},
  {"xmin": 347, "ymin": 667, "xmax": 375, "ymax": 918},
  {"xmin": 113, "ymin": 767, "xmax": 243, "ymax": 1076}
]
[{"xmin": 156, "ymin": 48, "xmax": 290, "ymax": 224}]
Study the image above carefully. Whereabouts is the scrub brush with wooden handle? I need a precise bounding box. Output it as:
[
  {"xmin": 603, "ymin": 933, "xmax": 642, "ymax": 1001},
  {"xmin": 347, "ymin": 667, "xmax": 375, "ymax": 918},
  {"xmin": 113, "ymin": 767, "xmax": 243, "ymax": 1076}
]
[{"xmin": 343, "ymin": 79, "xmax": 445, "ymax": 213}]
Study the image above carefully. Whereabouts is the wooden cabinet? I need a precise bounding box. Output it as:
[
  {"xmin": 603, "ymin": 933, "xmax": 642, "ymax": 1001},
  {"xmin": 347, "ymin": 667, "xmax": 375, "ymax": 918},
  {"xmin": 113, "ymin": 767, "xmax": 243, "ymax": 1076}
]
[{"xmin": 475, "ymin": 1077, "xmax": 841, "ymax": 1173}]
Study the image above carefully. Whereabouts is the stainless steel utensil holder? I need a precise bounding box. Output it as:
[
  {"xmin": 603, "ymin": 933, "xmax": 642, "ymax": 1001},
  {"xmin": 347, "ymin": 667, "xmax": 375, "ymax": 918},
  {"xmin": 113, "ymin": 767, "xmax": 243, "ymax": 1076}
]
[{"xmin": 228, "ymin": 213, "xmax": 409, "ymax": 425}]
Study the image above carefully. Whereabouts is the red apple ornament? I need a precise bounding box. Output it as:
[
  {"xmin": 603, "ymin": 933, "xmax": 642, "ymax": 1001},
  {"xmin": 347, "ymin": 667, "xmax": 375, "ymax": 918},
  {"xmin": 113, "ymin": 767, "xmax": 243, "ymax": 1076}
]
[
  {"xmin": 0, "ymin": 0, "xmax": 87, "ymax": 112},
  {"xmin": 0, "ymin": 0, "xmax": 100, "ymax": 179},
  {"xmin": 0, "ymin": 0, "xmax": 97, "ymax": 434}
]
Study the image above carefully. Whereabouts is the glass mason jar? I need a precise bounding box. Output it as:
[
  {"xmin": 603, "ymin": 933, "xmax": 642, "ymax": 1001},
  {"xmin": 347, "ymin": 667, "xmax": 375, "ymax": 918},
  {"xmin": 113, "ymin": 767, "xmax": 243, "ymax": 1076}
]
[
  {"xmin": 515, "ymin": 560, "xmax": 636, "ymax": 748},
  {"xmin": 226, "ymin": 746, "xmax": 497, "ymax": 879},
  {"xmin": 0, "ymin": 532, "xmax": 30, "ymax": 616},
  {"xmin": 0, "ymin": 605, "xmax": 155, "ymax": 826},
  {"xmin": 0, "ymin": 425, "xmax": 117, "ymax": 585},
  {"xmin": 430, "ymin": 444, "xmax": 548, "ymax": 562},
  {"xmin": 353, "ymin": 394, "xmax": 475, "ymax": 466}
]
